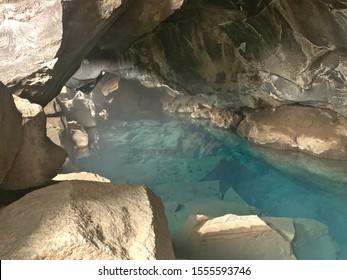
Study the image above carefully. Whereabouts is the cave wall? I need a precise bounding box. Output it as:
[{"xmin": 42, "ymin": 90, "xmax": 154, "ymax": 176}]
[
  {"xmin": 118, "ymin": 0, "xmax": 347, "ymax": 114},
  {"xmin": 2, "ymin": 0, "xmax": 347, "ymax": 161},
  {"xmin": 2, "ymin": 0, "xmax": 347, "ymax": 114}
]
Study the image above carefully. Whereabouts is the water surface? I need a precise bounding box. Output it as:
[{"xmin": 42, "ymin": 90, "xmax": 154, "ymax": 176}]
[{"xmin": 78, "ymin": 117, "xmax": 347, "ymax": 259}]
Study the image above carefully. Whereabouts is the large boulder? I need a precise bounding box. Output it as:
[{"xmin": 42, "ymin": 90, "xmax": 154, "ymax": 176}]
[
  {"xmin": 237, "ymin": 105, "xmax": 347, "ymax": 160},
  {"xmin": 0, "ymin": 83, "xmax": 22, "ymax": 184},
  {"xmin": 1, "ymin": 96, "xmax": 67, "ymax": 190},
  {"xmin": 0, "ymin": 181, "xmax": 174, "ymax": 260}
]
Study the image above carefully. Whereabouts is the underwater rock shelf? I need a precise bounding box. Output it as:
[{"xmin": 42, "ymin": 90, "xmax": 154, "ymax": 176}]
[{"xmin": 78, "ymin": 117, "xmax": 347, "ymax": 260}]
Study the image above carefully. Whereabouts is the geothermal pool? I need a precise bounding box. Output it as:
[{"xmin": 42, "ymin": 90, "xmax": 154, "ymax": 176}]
[{"xmin": 78, "ymin": 116, "xmax": 347, "ymax": 259}]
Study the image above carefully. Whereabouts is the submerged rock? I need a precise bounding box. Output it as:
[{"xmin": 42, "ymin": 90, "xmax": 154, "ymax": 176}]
[
  {"xmin": 175, "ymin": 213, "xmax": 339, "ymax": 260},
  {"xmin": 153, "ymin": 180, "xmax": 222, "ymax": 203},
  {"xmin": 237, "ymin": 105, "xmax": 347, "ymax": 160},
  {"xmin": 292, "ymin": 218, "xmax": 339, "ymax": 260},
  {"xmin": 0, "ymin": 181, "xmax": 174, "ymax": 260},
  {"xmin": 175, "ymin": 214, "xmax": 296, "ymax": 260}
]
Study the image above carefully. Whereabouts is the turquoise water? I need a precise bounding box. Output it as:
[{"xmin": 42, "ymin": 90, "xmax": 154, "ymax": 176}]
[{"xmin": 78, "ymin": 117, "xmax": 347, "ymax": 259}]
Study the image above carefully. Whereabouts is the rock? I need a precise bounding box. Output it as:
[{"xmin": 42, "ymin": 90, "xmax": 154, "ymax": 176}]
[
  {"xmin": 249, "ymin": 144, "xmax": 347, "ymax": 185},
  {"xmin": 4, "ymin": 0, "xmax": 347, "ymax": 115},
  {"xmin": 106, "ymin": 79, "xmax": 164, "ymax": 120},
  {"xmin": 202, "ymin": 158, "xmax": 255, "ymax": 195},
  {"xmin": 67, "ymin": 122, "xmax": 89, "ymax": 150},
  {"xmin": 237, "ymin": 105, "xmax": 347, "ymax": 160},
  {"xmin": 262, "ymin": 217, "xmax": 296, "ymax": 243},
  {"xmin": 71, "ymin": 129, "xmax": 89, "ymax": 149},
  {"xmin": 162, "ymin": 94, "xmax": 215, "ymax": 114},
  {"xmin": 13, "ymin": 94, "xmax": 42, "ymax": 117},
  {"xmin": 0, "ymin": 83, "xmax": 22, "ymax": 184},
  {"xmin": 191, "ymin": 106, "xmax": 212, "ymax": 119},
  {"xmin": 1, "ymin": 96, "xmax": 67, "ymax": 190},
  {"xmin": 59, "ymin": 91, "xmax": 96, "ymax": 127},
  {"xmin": 1, "ymin": 0, "xmax": 133, "ymax": 105},
  {"xmin": 45, "ymin": 115, "xmax": 68, "ymax": 147},
  {"xmin": 175, "ymin": 214, "xmax": 296, "ymax": 260},
  {"xmin": 223, "ymin": 186, "xmax": 250, "ymax": 205},
  {"xmin": 184, "ymin": 199, "xmax": 260, "ymax": 217},
  {"xmin": 292, "ymin": 218, "xmax": 339, "ymax": 260},
  {"xmin": 44, "ymin": 102, "xmax": 76, "ymax": 163},
  {"xmin": 162, "ymin": 93, "xmax": 241, "ymax": 129},
  {"xmin": 261, "ymin": 217, "xmax": 338, "ymax": 259},
  {"xmin": 125, "ymin": 0, "xmax": 347, "ymax": 114},
  {"xmin": 43, "ymin": 98, "xmax": 62, "ymax": 115},
  {"xmin": 2, "ymin": 0, "xmax": 186, "ymax": 106},
  {"xmin": 0, "ymin": 181, "xmax": 174, "ymax": 260},
  {"xmin": 53, "ymin": 172, "xmax": 110, "ymax": 183},
  {"xmin": 129, "ymin": 1, "xmax": 244, "ymax": 106},
  {"xmin": 0, "ymin": 0, "xmax": 63, "ymax": 103},
  {"xmin": 89, "ymin": 73, "xmax": 120, "ymax": 118},
  {"xmin": 163, "ymin": 201, "xmax": 188, "ymax": 239},
  {"xmin": 160, "ymin": 184, "xmax": 260, "ymax": 242},
  {"xmin": 152, "ymin": 181, "xmax": 222, "ymax": 203},
  {"xmin": 177, "ymin": 131, "xmax": 206, "ymax": 157},
  {"xmin": 98, "ymin": 0, "xmax": 184, "ymax": 51},
  {"xmin": 210, "ymin": 109, "xmax": 242, "ymax": 129}
]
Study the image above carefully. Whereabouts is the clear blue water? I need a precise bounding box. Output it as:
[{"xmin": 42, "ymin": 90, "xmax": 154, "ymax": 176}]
[{"xmin": 78, "ymin": 117, "xmax": 347, "ymax": 259}]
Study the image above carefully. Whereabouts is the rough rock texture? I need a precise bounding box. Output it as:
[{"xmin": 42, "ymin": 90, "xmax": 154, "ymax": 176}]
[
  {"xmin": 0, "ymin": 181, "xmax": 174, "ymax": 260},
  {"xmin": 162, "ymin": 94, "xmax": 242, "ymax": 129},
  {"xmin": 237, "ymin": 105, "xmax": 347, "ymax": 160},
  {"xmin": 3, "ymin": 0, "xmax": 347, "ymax": 116},
  {"xmin": 1, "ymin": 96, "xmax": 67, "ymax": 190},
  {"xmin": 0, "ymin": 0, "xmax": 128, "ymax": 105},
  {"xmin": 1, "ymin": 0, "xmax": 185, "ymax": 106},
  {"xmin": 98, "ymin": 0, "xmax": 184, "ymax": 51},
  {"xmin": 0, "ymin": 0, "xmax": 63, "ymax": 91},
  {"xmin": 209, "ymin": 109, "xmax": 242, "ymax": 129},
  {"xmin": 175, "ymin": 214, "xmax": 296, "ymax": 260},
  {"xmin": 124, "ymin": 0, "xmax": 347, "ymax": 114},
  {"xmin": 128, "ymin": 0, "xmax": 245, "ymax": 102},
  {"xmin": 0, "ymin": 83, "xmax": 22, "ymax": 184}
]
